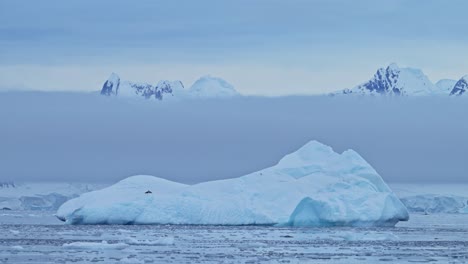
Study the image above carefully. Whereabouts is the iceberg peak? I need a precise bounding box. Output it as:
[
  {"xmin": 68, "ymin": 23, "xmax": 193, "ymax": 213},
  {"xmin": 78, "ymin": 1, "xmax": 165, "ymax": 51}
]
[{"xmin": 277, "ymin": 140, "xmax": 335, "ymax": 166}]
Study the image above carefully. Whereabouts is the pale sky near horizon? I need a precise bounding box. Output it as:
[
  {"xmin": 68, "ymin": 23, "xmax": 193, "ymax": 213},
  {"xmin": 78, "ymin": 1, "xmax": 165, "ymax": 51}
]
[{"xmin": 1, "ymin": 0, "xmax": 468, "ymax": 96}]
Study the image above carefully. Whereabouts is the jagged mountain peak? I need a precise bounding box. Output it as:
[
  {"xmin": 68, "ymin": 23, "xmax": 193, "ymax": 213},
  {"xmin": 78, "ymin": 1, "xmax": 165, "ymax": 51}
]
[
  {"xmin": 100, "ymin": 73, "xmax": 185, "ymax": 100},
  {"xmin": 337, "ymin": 64, "xmax": 438, "ymax": 96},
  {"xmin": 100, "ymin": 73, "xmax": 121, "ymax": 96},
  {"xmin": 450, "ymin": 75, "xmax": 468, "ymax": 96}
]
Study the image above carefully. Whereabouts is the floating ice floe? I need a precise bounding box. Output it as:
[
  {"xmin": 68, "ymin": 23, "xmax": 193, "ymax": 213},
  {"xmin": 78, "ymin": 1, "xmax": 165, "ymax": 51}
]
[
  {"xmin": 62, "ymin": 241, "xmax": 128, "ymax": 250},
  {"xmin": 333, "ymin": 231, "xmax": 399, "ymax": 241},
  {"xmin": 10, "ymin": 246, "xmax": 24, "ymax": 250},
  {"xmin": 56, "ymin": 140, "xmax": 409, "ymax": 227},
  {"xmin": 125, "ymin": 237, "xmax": 175, "ymax": 246}
]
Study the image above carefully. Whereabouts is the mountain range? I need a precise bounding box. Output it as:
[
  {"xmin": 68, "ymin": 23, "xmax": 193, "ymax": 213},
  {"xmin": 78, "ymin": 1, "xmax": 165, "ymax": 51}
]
[
  {"xmin": 100, "ymin": 73, "xmax": 239, "ymax": 100},
  {"xmin": 333, "ymin": 63, "xmax": 466, "ymax": 96},
  {"xmin": 100, "ymin": 64, "xmax": 467, "ymax": 100}
]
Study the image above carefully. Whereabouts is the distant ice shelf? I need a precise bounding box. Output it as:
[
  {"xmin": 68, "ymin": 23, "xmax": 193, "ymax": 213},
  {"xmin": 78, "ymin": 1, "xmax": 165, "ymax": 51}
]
[
  {"xmin": 56, "ymin": 140, "xmax": 409, "ymax": 227},
  {"xmin": 401, "ymin": 194, "xmax": 468, "ymax": 214},
  {"xmin": 0, "ymin": 183, "xmax": 105, "ymax": 211}
]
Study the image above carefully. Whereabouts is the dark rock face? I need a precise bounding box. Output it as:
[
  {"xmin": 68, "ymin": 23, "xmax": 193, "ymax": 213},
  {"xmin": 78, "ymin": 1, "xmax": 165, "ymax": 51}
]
[
  {"xmin": 100, "ymin": 73, "xmax": 184, "ymax": 100},
  {"xmin": 131, "ymin": 81, "xmax": 179, "ymax": 100},
  {"xmin": 0, "ymin": 182, "xmax": 15, "ymax": 188},
  {"xmin": 355, "ymin": 64, "xmax": 401, "ymax": 95},
  {"xmin": 100, "ymin": 74, "xmax": 120, "ymax": 96},
  {"xmin": 450, "ymin": 77, "xmax": 468, "ymax": 96}
]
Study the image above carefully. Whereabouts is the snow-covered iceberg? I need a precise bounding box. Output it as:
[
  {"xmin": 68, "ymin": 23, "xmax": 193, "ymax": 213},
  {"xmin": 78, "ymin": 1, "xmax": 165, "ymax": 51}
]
[{"xmin": 56, "ymin": 141, "xmax": 409, "ymax": 226}]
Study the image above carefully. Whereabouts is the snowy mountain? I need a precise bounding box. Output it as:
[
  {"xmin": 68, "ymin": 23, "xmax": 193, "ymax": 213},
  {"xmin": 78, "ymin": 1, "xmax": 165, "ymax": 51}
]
[
  {"xmin": 450, "ymin": 75, "xmax": 468, "ymax": 96},
  {"xmin": 100, "ymin": 73, "xmax": 184, "ymax": 100},
  {"xmin": 100, "ymin": 73, "xmax": 239, "ymax": 100},
  {"xmin": 335, "ymin": 64, "xmax": 442, "ymax": 96},
  {"xmin": 188, "ymin": 76, "xmax": 240, "ymax": 98}
]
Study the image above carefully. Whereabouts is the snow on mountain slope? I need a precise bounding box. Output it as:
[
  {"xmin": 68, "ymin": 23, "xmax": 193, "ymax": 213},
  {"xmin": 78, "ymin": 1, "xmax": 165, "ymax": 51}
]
[
  {"xmin": 57, "ymin": 140, "xmax": 409, "ymax": 226},
  {"xmin": 188, "ymin": 76, "xmax": 240, "ymax": 98},
  {"xmin": 0, "ymin": 182, "xmax": 105, "ymax": 211},
  {"xmin": 450, "ymin": 75, "xmax": 468, "ymax": 96},
  {"xmin": 436, "ymin": 79, "xmax": 457, "ymax": 93},
  {"xmin": 100, "ymin": 73, "xmax": 239, "ymax": 100},
  {"xmin": 336, "ymin": 64, "xmax": 440, "ymax": 96}
]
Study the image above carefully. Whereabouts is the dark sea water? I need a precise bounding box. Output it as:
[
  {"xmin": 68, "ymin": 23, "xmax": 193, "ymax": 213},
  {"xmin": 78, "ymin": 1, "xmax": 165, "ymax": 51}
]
[{"xmin": 1, "ymin": 211, "xmax": 468, "ymax": 263}]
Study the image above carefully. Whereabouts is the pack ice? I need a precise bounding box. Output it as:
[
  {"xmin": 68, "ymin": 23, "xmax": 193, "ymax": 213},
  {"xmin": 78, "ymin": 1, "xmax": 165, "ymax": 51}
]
[{"xmin": 56, "ymin": 141, "xmax": 409, "ymax": 226}]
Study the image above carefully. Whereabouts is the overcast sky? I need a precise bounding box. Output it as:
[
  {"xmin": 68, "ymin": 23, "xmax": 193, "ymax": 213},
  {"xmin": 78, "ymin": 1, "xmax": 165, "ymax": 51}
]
[{"xmin": 1, "ymin": 0, "xmax": 468, "ymax": 95}]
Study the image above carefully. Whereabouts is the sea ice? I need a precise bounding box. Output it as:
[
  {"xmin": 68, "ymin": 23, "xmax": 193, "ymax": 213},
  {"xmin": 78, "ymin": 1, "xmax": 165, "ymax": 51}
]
[
  {"xmin": 125, "ymin": 237, "xmax": 175, "ymax": 246},
  {"xmin": 57, "ymin": 140, "xmax": 409, "ymax": 226},
  {"xmin": 62, "ymin": 241, "xmax": 128, "ymax": 250}
]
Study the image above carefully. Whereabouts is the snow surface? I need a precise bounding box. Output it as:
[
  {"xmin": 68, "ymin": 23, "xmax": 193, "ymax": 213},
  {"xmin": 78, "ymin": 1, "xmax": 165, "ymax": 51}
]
[
  {"xmin": 435, "ymin": 79, "xmax": 457, "ymax": 93},
  {"xmin": 56, "ymin": 140, "xmax": 408, "ymax": 226}
]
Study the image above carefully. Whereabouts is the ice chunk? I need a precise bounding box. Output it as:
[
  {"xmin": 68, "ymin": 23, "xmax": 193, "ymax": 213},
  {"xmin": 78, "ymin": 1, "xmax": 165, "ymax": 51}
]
[
  {"xmin": 57, "ymin": 140, "xmax": 409, "ymax": 226},
  {"xmin": 62, "ymin": 241, "xmax": 128, "ymax": 250},
  {"xmin": 334, "ymin": 231, "xmax": 399, "ymax": 241},
  {"xmin": 125, "ymin": 237, "xmax": 174, "ymax": 245},
  {"xmin": 10, "ymin": 246, "xmax": 24, "ymax": 250}
]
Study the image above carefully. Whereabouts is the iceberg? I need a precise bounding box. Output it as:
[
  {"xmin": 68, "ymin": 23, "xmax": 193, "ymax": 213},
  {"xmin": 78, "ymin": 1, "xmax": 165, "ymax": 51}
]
[{"xmin": 56, "ymin": 140, "xmax": 409, "ymax": 226}]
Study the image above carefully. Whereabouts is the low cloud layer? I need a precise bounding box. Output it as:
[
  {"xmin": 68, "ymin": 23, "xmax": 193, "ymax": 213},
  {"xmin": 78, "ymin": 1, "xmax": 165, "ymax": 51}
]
[{"xmin": 1, "ymin": 92, "xmax": 467, "ymax": 184}]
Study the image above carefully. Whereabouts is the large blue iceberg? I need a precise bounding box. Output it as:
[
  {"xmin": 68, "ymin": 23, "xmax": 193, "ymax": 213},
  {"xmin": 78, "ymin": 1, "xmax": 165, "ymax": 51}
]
[{"xmin": 56, "ymin": 141, "xmax": 409, "ymax": 226}]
